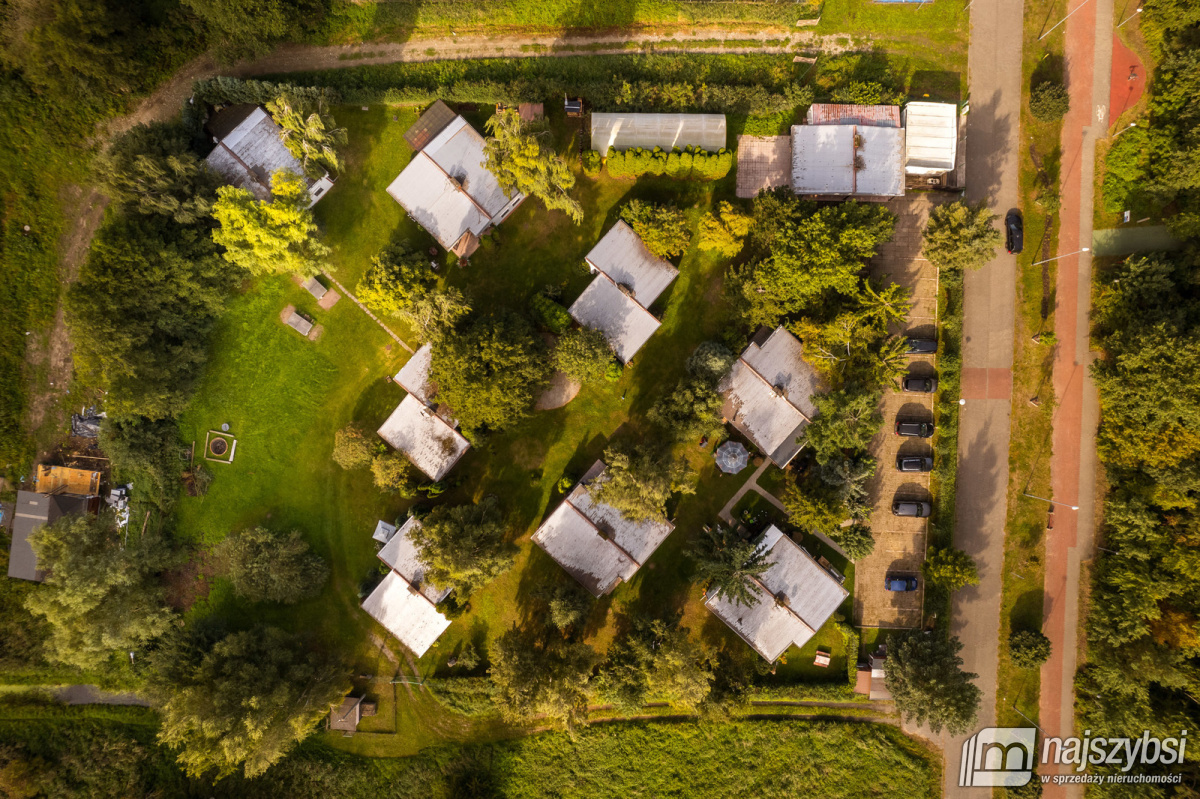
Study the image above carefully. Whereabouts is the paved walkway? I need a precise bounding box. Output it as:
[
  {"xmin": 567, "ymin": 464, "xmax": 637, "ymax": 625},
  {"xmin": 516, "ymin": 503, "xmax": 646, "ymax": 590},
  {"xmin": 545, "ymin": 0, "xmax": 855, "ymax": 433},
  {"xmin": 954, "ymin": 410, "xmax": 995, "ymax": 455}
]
[
  {"xmin": 717, "ymin": 460, "xmax": 850, "ymax": 558},
  {"xmin": 921, "ymin": 0, "xmax": 1025, "ymax": 790},
  {"xmin": 52, "ymin": 684, "xmax": 151, "ymax": 707},
  {"xmin": 1038, "ymin": 0, "xmax": 1111, "ymax": 794},
  {"xmin": 320, "ymin": 271, "xmax": 413, "ymax": 353}
]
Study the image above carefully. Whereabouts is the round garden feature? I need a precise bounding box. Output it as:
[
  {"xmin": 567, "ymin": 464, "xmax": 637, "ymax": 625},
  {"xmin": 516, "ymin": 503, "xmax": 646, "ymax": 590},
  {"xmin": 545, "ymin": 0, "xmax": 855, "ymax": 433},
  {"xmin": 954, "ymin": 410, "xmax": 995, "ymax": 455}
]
[{"xmin": 209, "ymin": 438, "xmax": 228, "ymax": 457}]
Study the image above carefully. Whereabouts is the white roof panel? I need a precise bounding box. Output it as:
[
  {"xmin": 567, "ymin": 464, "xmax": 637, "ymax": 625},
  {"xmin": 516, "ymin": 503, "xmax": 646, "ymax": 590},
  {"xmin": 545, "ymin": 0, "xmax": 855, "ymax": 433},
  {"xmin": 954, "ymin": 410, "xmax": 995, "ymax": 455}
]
[
  {"xmin": 205, "ymin": 107, "xmax": 311, "ymax": 202},
  {"xmin": 566, "ymin": 484, "xmax": 674, "ymax": 567},
  {"xmin": 903, "ymin": 102, "xmax": 958, "ymax": 175},
  {"xmin": 855, "ymin": 126, "xmax": 906, "ymax": 196},
  {"xmin": 591, "ymin": 112, "xmax": 727, "ymax": 153},
  {"xmin": 395, "ymin": 343, "xmax": 434, "ymax": 403},
  {"xmin": 376, "ymin": 394, "xmax": 470, "ymax": 481},
  {"xmin": 585, "ymin": 221, "xmax": 678, "ymax": 307},
  {"xmin": 377, "ymin": 517, "xmax": 451, "ymax": 604},
  {"xmin": 387, "ymin": 153, "xmax": 491, "ymax": 251},
  {"xmin": 568, "ymin": 277, "xmax": 661, "ymax": 364},
  {"xmin": 423, "ymin": 116, "xmax": 516, "ymax": 218},
  {"xmin": 361, "ymin": 570, "xmax": 451, "ymax": 657},
  {"xmin": 791, "ymin": 124, "xmax": 904, "ymax": 197},
  {"xmin": 724, "ymin": 361, "xmax": 809, "ymax": 466},
  {"xmin": 740, "ymin": 327, "xmax": 821, "ymax": 419}
]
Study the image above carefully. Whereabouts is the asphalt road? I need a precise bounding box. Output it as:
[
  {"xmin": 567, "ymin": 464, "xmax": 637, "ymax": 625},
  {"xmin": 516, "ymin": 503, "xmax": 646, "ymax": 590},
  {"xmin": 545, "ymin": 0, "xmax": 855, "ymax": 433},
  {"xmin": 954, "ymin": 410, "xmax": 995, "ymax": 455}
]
[{"xmin": 925, "ymin": 0, "xmax": 1025, "ymax": 793}]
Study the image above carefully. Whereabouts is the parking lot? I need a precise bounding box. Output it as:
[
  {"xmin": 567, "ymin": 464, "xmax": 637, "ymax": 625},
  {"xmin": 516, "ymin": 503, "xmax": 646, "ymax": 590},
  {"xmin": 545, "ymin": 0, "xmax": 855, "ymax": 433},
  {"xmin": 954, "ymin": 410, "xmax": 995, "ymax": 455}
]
[{"xmin": 853, "ymin": 193, "xmax": 952, "ymax": 629}]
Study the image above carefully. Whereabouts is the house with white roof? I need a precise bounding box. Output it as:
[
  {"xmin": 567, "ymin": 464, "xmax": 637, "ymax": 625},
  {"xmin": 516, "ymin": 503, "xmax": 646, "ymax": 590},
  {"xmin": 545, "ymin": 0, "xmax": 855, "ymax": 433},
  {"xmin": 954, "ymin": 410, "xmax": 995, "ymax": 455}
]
[
  {"xmin": 721, "ymin": 326, "xmax": 822, "ymax": 467},
  {"xmin": 901, "ymin": 102, "xmax": 959, "ymax": 176},
  {"xmin": 590, "ymin": 112, "xmax": 727, "ymax": 153},
  {"xmin": 705, "ymin": 525, "xmax": 848, "ymax": 662},
  {"xmin": 204, "ymin": 104, "xmax": 334, "ymax": 207},
  {"xmin": 568, "ymin": 221, "xmax": 679, "ymax": 363},
  {"xmin": 532, "ymin": 460, "xmax": 675, "ymax": 596},
  {"xmin": 387, "ymin": 107, "xmax": 525, "ymax": 258},
  {"xmin": 361, "ymin": 517, "xmax": 452, "ymax": 657},
  {"xmin": 377, "ymin": 343, "xmax": 470, "ymax": 481}
]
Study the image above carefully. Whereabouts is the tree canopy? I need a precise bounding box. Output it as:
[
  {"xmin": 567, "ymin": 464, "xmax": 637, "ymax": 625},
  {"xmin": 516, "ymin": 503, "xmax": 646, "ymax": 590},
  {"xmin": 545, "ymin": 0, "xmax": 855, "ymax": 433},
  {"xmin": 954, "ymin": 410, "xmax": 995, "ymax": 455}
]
[
  {"xmin": 26, "ymin": 513, "xmax": 174, "ymax": 669},
  {"xmin": 619, "ymin": 200, "xmax": 692, "ymax": 259},
  {"xmin": 94, "ymin": 122, "xmax": 219, "ymax": 224},
  {"xmin": 921, "ymin": 200, "xmax": 1001, "ymax": 275},
  {"xmin": 265, "ymin": 95, "xmax": 346, "ymax": 178},
  {"xmin": 1009, "ymin": 630, "xmax": 1052, "ymax": 670},
  {"xmin": 885, "ymin": 632, "xmax": 981, "ymax": 735},
  {"xmin": 211, "ymin": 170, "xmax": 330, "ymax": 278},
  {"xmin": 408, "ymin": 497, "xmax": 516, "ymax": 595},
  {"xmin": 430, "ymin": 312, "xmax": 550, "ymax": 434},
  {"xmin": 489, "ymin": 627, "xmax": 598, "ymax": 727},
  {"xmin": 922, "ymin": 548, "xmax": 980, "ymax": 591},
  {"xmin": 688, "ymin": 526, "xmax": 774, "ymax": 608},
  {"xmin": 332, "ymin": 423, "xmax": 374, "ymax": 470},
  {"xmin": 698, "ymin": 200, "xmax": 752, "ymax": 257},
  {"xmin": 181, "ymin": 0, "xmax": 322, "ymax": 62},
  {"xmin": 149, "ymin": 625, "xmax": 346, "ymax": 778},
  {"xmin": 355, "ymin": 243, "xmax": 435, "ymax": 318},
  {"xmin": 802, "ymin": 388, "xmax": 885, "ymax": 465},
  {"xmin": 588, "ymin": 443, "xmax": 693, "ymax": 523},
  {"xmin": 483, "ymin": 108, "xmax": 582, "ymax": 223},
  {"xmin": 598, "ymin": 616, "xmax": 712, "ymax": 711},
  {"xmin": 553, "ymin": 327, "xmax": 616, "ymax": 384},
  {"xmin": 216, "ymin": 527, "xmax": 329, "ymax": 604}
]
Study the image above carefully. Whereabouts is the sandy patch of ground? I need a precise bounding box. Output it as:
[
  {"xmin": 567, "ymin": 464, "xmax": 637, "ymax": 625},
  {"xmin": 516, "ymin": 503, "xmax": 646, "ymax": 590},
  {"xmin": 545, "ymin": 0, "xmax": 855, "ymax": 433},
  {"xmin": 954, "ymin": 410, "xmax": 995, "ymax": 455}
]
[{"xmin": 534, "ymin": 370, "xmax": 582, "ymax": 410}]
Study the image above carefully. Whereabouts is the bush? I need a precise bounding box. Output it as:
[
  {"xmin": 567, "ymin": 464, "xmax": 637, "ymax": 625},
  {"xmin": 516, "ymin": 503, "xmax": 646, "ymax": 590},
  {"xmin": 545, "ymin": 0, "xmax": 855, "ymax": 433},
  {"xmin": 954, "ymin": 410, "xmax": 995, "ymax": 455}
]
[
  {"xmin": 619, "ymin": 200, "xmax": 691, "ymax": 259},
  {"xmin": 332, "ymin": 424, "xmax": 373, "ymax": 470},
  {"xmin": 216, "ymin": 527, "xmax": 329, "ymax": 604},
  {"xmin": 1030, "ymin": 81, "xmax": 1070, "ymax": 122},
  {"xmin": 1009, "ymin": 630, "xmax": 1051, "ymax": 669},
  {"xmin": 371, "ymin": 453, "xmax": 419, "ymax": 497},
  {"xmin": 603, "ymin": 145, "xmax": 731, "ymax": 181},
  {"xmin": 529, "ymin": 293, "xmax": 573, "ymax": 334},
  {"xmin": 582, "ymin": 149, "xmax": 602, "ymax": 178}
]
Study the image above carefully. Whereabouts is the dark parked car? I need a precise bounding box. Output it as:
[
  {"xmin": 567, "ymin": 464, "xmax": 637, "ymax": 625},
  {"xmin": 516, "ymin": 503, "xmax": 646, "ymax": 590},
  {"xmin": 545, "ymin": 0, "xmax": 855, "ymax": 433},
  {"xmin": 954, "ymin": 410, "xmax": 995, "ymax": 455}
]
[
  {"xmin": 895, "ymin": 419, "xmax": 934, "ymax": 438},
  {"xmin": 905, "ymin": 337, "xmax": 938, "ymax": 355},
  {"xmin": 902, "ymin": 376, "xmax": 938, "ymax": 393},
  {"xmin": 1006, "ymin": 210, "xmax": 1024, "ymax": 254},
  {"xmin": 892, "ymin": 500, "xmax": 932, "ymax": 517},
  {"xmin": 896, "ymin": 455, "xmax": 934, "ymax": 472},
  {"xmin": 884, "ymin": 574, "xmax": 919, "ymax": 592}
]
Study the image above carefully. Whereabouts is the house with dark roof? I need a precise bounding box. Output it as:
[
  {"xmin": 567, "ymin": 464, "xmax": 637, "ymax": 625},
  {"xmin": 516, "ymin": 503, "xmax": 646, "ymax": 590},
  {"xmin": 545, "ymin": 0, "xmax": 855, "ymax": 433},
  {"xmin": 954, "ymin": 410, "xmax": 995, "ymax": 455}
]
[
  {"xmin": 387, "ymin": 112, "xmax": 524, "ymax": 258},
  {"xmin": 568, "ymin": 221, "xmax": 679, "ymax": 363},
  {"xmin": 9, "ymin": 490, "xmax": 99, "ymax": 582},
  {"xmin": 721, "ymin": 327, "xmax": 822, "ymax": 467},
  {"xmin": 531, "ymin": 460, "xmax": 675, "ymax": 596},
  {"xmin": 360, "ymin": 517, "xmax": 452, "ymax": 657},
  {"xmin": 204, "ymin": 105, "xmax": 334, "ymax": 207},
  {"xmin": 705, "ymin": 525, "xmax": 849, "ymax": 661}
]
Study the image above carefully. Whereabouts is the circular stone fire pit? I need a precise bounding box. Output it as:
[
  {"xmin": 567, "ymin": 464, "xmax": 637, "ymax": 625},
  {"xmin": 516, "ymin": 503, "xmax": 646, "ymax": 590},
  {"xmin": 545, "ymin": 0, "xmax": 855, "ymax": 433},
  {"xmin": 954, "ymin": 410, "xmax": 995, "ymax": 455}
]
[{"xmin": 209, "ymin": 438, "xmax": 229, "ymax": 457}]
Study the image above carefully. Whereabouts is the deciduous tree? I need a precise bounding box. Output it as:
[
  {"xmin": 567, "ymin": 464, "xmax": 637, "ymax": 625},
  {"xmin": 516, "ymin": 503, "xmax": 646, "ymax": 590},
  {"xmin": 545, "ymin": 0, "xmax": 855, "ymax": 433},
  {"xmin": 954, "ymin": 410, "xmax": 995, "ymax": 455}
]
[
  {"xmin": 830, "ymin": 523, "xmax": 875, "ymax": 560},
  {"xmin": 401, "ymin": 287, "xmax": 472, "ymax": 343},
  {"xmin": 355, "ymin": 244, "xmax": 435, "ymax": 318},
  {"xmin": 266, "ymin": 96, "xmax": 346, "ymax": 178},
  {"xmin": 589, "ymin": 443, "xmax": 693, "ymax": 523},
  {"xmin": 802, "ymin": 388, "xmax": 885, "ymax": 464},
  {"xmin": 619, "ymin": 200, "xmax": 692, "ymax": 259},
  {"xmin": 921, "ymin": 200, "xmax": 1001, "ymax": 275},
  {"xmin": 332, "ymin": 423, "xmax": 374, "ymax": 470},
  {"xmin": 599, "ymin": 616, "xmax": 712, "ymax": 711},
  {"xmin": 688, "ymin": 525, "xmax": 774, "ymax": 608},
  {"xmin": 216, "ymin": 527, "xmax": 329, "ymax": 604},
  {"xmin": 26, "ymin": 514, "xmax": 174, "ymax": 669},
  {"xmin": 489, "ymin": 627, "xmax": 598, "ymax": 727},
  {"xmin": 408, "ymin": 497, "xmax": 515, "ymax": 595},
  {"xmin": 885, "ymin": 632, "xmax": 981, "ymax": 735},
  {"xmin": 94, "ymin": 122, "xmax": 219, "ymax": 223},
  {"xmin": 923, "ymin": 547, "xmax": 980, "ymax": 591},
  {"xmin": 698, "ymin": 201, "xmax": 752, "ymax": 257},
  {"xmin": 370, "ymin": 453, "xmax": 418, "ymax": 498},
  {"xmin": 211, "ymin": 170, "xmax": 330, "ymax": 278},
  {"xmin": 1009, "ymin": 630, "xmax": 1052, "ymax": 670},
  {"xmin": 483, "ymin": 109, "xmax": 582, "ymax": 223},
  {"xmin": 553, "ymin": 327, "xmax": 615, "ymax": 384}
]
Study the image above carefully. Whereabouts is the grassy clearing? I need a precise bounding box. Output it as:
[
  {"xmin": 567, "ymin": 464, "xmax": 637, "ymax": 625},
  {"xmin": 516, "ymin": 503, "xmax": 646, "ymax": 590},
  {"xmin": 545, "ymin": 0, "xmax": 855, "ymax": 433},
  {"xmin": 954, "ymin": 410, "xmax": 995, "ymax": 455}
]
[
  {"xmin": 818, "ymin": 0, "xmax": 968, "ymax": 58},
  {"xmin": 993, "ymin": 0, "xmax": 1065, "ymax": 729}
]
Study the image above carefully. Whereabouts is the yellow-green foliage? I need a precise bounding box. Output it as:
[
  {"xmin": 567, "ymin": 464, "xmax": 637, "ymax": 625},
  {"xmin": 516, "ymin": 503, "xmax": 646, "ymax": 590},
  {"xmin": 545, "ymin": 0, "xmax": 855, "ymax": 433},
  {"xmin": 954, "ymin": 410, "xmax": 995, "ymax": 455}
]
[
  {"xmin": 211, "ymin": 170, "xmax": 330, "ymax": 277},
  {"xmin": 604, "ymin": 146, "xmax": 733, "ymax": 181}
]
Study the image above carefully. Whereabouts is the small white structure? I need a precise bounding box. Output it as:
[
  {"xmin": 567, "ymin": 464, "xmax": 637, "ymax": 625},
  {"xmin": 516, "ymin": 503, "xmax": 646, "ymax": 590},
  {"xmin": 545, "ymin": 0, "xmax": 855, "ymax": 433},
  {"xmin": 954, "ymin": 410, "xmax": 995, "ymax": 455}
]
[
  {"xmin": 591, "ymin": 112, "xmax": 727, "ymax": 154},
  {"xmin": 361, "ymin": 517, "xmax": 452, "ymax": 657},
  {"xmin": 705, "ymin": 525, "xmax": 848, "ymax": 662},
  {"xmin": 372, "ymin": 520, "xmax": 398, "ymax": 544},
  {"xmin": 902, "ymin": 102, "xmax": 958, "ymax": 176},
  {"xmin": 791, "ymin": 124, "xmax": 905, "ymax": 198},
  {"xmin": 532, "ymin": 460, "xmax": 674, "ymax": 596},
  {"xmin": 377, "ymin": 395, "xmax": 470, "ymax": 481},
  {"xmin": 721, "ymin": 327, "xmax": 822, "ymax": 467},
  {"xmin": 386, "ymin": 115, "xmax": 524, "ymax": 257},
  {"xmin": 205, "ymin": 105, "xmax": 333, "ymax": 207},
  {"xmin": 568, "ymin": 221, "xmax": 678, "ymax": 363}
]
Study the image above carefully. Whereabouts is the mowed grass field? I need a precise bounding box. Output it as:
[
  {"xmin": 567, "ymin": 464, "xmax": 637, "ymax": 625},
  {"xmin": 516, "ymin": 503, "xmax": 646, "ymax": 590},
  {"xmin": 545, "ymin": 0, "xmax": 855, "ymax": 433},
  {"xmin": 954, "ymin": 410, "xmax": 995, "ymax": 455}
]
[{"xmin": 173, "ymin": 102, "xmax": 860, "ymax": 754}]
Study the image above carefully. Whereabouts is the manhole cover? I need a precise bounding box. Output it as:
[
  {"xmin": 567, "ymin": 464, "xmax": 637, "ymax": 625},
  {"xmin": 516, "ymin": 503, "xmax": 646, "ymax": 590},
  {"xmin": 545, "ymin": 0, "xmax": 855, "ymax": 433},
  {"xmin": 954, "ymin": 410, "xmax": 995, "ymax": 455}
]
[{"xmin": 210, "ymin": 438, "xmax": 228, "ymax": 456}]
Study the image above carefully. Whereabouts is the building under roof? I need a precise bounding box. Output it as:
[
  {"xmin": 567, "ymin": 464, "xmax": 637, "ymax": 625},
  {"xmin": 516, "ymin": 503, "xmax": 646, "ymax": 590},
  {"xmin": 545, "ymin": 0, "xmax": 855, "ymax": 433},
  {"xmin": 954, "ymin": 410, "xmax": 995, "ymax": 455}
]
[
  {"xmin": 902, "ymin": 102, "xmax": 959, "ymax": 176},
  {"xmin": 361, "ymin": 517, "xmax": 452, "ymax": 657},
  {"xmin": 532, "ymin": 460, "xmax": 675, "ymax": 596},
  {"xmin": 9, "ymin": 490, "xmax": 96, "ymax": 582},
  {"xmin": 790, "ymin": 124, "xmax": 905, "ymax": 198},
  {"xmin": 721, "ymin": 327, "xmax": 822, "ymax": 467},
  {"xmin": 403, "ymin": 100, "xmax": 458, "ymax": 151},
  {"xmin": 377, "ymin": 394, "xmax": 470, "ymax": 481},
  {"xmin": 386, "ymin": 115, "xmax": 525, "ymax": 257},
  {"xmin": 591, "ymin": 112, "xmax": 727, "ymax": 154},
  {"xmin": 568, "ymin": 221, "xmax": 678, "ymax": 363},
  {"xmin": 328, "ymin": 695, "xmax": 364, "ymax": 734},
  {"xmin": 204, "ymin": 105, "xmax": 334, "ymax": 207},
  {"xmin": 705, "ymin": 525, "xmax": 848, "ymax": 662},
  {"xmin": 806, "ymin": 103, "xmax": 901, "ymax": 128}
]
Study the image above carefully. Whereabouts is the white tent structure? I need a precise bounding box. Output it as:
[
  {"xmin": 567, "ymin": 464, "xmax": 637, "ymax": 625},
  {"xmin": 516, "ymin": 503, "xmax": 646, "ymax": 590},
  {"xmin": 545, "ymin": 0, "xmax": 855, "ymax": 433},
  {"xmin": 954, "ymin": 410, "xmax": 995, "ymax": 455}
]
[
  {"xmin": 902, "ymin": 102, "xmax": 958, "ymax": 176},
  {"xmin": 591, "ymin": 112, "xmax": 727, "ymax": 153}
]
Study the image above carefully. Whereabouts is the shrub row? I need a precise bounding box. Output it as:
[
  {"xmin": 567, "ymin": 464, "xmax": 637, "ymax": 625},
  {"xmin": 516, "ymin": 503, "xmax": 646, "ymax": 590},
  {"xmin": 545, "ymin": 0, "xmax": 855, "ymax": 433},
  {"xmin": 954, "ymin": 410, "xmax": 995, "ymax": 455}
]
[{"xmin": 604, "ymin": 146, "xmax": 733, "ymax": 181}]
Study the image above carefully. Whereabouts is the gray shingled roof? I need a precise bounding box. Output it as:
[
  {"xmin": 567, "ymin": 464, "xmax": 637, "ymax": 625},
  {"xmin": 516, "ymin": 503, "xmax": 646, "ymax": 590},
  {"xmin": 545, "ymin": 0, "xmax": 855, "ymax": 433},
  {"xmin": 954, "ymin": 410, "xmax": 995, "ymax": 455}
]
[
  {"xmin": 376, "ymin": 394, "xmax": 470, "ymax": 481},
  {"xmin": 568, "ymin": 277, "xmax": 661, "ymax": 364},
  {"xmin": 584, "ymin": 221, "xmax": 678, "ymax": 307},
  {"xmin": 8, "ymin": 491, "xmax": 92, "ymax": 582}
]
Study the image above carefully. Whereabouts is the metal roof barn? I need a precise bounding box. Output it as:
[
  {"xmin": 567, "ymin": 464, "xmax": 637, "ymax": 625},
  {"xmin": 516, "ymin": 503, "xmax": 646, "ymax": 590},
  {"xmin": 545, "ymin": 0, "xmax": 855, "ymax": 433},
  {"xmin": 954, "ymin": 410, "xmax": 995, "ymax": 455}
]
[
  {"xmin": 791, "ymin": 124, "xmax": 905, "ymax": 198},
  {"xmin": 806, "ymin": 103, "xmax": 901, "ymax": 128},
  {"xmin": 902, "ymin": 102, "xmax": 959, "ymax": 175},
  {"xmin": 591, "ymin": 112, "xmax": 727, "ymax": 153},
  {"xmin": 204, "ymin": 106, "xmax": 334, "ymax": 207}
]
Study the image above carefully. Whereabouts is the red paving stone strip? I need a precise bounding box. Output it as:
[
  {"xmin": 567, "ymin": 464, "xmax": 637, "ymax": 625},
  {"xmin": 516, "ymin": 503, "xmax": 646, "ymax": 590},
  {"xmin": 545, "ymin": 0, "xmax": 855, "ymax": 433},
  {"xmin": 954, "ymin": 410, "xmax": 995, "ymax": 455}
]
[{"xmin": 1109, "ymin": 33, "xmax": 1145, "ymax": 121}]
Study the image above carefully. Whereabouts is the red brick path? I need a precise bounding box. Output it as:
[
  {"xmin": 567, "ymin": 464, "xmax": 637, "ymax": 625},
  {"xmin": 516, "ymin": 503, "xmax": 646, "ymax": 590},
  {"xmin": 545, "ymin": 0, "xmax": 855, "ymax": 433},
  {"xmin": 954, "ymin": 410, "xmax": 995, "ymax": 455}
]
[{"xmin": 1109, "ymin": 32, "xmax": 1145, "ymax": 122}]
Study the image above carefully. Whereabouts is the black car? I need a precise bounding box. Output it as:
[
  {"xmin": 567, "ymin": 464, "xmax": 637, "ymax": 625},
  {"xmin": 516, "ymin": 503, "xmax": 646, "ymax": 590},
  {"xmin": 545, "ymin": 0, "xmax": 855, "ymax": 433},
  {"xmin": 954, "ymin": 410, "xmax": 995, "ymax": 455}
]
[
  {"xmin": 884, "ymin": 574, "xmax": 920, "ymax": 592},
  {"xmin": 905, "ymin": 337, "xmax": 938, "ymax": 355},
  {"xmin": 895, "ymin": 419, "xmax": 934, "ymax": 438},
  {"xmin": 902, "ymin": 376, "xmax": 938, "ymax": 393},
  {"xmin": 892, "ymin": 500, "xmax": 932, "ymax": 517},
  {"xmin": 1006, "ymin": 210, "xmax": 1024, "ymax": 254},
  {"xmin": 896, "ymin": 455, "xmax": 934, "ymax": 472}
]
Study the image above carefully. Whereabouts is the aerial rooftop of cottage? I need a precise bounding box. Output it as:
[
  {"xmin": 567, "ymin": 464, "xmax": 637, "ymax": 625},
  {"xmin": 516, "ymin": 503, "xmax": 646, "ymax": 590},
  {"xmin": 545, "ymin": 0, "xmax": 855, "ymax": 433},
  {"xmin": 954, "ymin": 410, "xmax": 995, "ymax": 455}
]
[{"xmin": 360, "ymin": 517, "xmax": 452, "ymax": 657}]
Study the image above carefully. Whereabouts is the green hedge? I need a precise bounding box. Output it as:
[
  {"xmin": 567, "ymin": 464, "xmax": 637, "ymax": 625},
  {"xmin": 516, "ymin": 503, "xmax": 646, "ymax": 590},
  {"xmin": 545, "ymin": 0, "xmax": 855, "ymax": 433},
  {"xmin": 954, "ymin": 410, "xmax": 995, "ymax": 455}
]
[
  {"xmin": 529, "ymin": 293, "xmax": 573, "ymax": 334},
  {"xmin": 197, "ymin": 54, "xmax": 812, "ymax": 116},
  {"xmin": 605, "ymin": 146, "xmax": 733, "ymax": 181},
  {"xmin": 425, "ymin": 677, "xmax": 499, "ymax": 717}
]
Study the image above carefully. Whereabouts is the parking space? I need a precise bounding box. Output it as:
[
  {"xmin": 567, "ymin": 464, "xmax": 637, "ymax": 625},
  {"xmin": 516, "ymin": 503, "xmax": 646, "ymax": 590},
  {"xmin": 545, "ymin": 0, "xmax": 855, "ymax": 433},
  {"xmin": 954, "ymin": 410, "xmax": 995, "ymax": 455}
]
[{"xmin": 854, "ymin": 192, "xmax": 953, "ymax": 629}]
